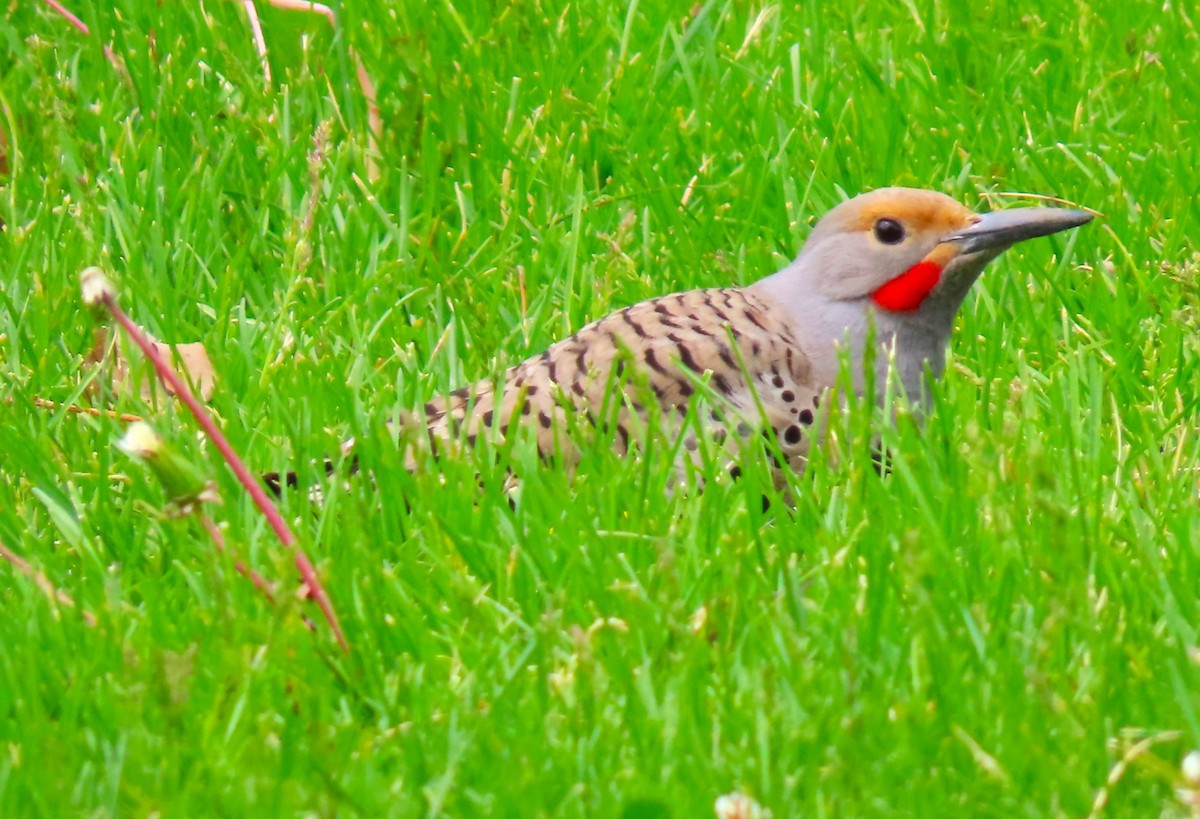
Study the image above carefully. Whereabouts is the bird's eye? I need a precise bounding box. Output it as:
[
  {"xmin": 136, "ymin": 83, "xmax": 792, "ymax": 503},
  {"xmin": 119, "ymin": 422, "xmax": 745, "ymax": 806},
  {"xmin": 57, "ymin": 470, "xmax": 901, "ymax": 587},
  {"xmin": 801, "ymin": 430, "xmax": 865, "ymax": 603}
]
[{"xmin": 873, "ymin": 218, "xmax": 906, "ymax": 245}]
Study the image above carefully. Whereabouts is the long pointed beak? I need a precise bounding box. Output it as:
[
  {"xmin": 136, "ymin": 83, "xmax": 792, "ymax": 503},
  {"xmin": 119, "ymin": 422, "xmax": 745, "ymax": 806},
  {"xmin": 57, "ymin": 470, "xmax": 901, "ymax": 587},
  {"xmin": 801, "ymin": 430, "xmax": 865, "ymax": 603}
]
[{"xmin": 941, "ymin": 207, "xmax": 1093, "ymax": 255}]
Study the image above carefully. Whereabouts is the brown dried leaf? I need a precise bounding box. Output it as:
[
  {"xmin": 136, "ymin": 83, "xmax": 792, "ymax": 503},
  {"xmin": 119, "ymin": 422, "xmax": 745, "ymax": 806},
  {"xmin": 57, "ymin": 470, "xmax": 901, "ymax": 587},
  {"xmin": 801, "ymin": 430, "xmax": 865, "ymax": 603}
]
[
  {"xmin": 86, "ymin": 326, "xmax": 217, "ymax": 403},
  {"xmin": 160, "ymin": 341, "xmax": 217, "ymax": 401}
]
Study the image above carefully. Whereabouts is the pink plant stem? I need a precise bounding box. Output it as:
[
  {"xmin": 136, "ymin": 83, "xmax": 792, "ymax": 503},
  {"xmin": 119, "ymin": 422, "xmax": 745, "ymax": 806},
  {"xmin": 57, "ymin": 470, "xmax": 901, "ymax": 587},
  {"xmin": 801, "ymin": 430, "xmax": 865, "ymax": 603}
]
[
  {"xmin": 199, "ymin": 514, "xmax": 279, "ymax": 607},
  {"xmin": 42, "ymin": 0, "xmax": 89, "ymax": 35},
  {"xmin": 101, "ymin": 295, "xmax": 347, "ymax": 652},
  {"xmin": 0, "ymin": 540, "xmax": 97, "ymax": 626},
  {"xmin": 266, "ymin": 0, "xmax": 381, "ymax": 181},
  {"xmin": 355, "ymin": 54, "xmax": 382, "ymax": 182},
  {"xmin": 44, "ymin": 0, "xmax": 129, "ymax": 82},
  {"xmin": 242, "ymin": 0, "xmax": 272, "ymax": 84}
]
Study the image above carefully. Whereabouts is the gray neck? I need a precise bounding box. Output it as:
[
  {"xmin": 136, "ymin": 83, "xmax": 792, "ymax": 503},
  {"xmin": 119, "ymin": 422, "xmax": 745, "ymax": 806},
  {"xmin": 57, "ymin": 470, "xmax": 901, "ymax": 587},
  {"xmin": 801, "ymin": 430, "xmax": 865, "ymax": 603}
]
[{"xmin": 749, "ymin": 260, "xmax": 978, "ymax": 407}]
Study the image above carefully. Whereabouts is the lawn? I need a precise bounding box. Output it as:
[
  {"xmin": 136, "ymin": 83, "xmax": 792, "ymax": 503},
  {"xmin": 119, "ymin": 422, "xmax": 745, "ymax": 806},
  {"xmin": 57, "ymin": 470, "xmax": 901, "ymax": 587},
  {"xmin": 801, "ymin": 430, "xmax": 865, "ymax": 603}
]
[{"xmin": 2, "ymin": 0, "xmax": 1199, "ymax": 816}]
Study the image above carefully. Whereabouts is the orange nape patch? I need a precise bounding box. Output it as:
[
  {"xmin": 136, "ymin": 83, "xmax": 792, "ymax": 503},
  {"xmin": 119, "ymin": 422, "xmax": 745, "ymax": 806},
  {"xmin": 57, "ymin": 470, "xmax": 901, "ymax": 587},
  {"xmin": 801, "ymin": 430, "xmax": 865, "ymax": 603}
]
[{"xmin": 871, "ymin": 242, "xmax": 962, "ymax": 312}]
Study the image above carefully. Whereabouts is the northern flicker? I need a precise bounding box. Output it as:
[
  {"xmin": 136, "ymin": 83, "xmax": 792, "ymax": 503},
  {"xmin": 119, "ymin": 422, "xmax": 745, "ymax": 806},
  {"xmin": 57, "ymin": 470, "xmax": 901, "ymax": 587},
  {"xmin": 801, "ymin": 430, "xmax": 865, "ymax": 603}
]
[{"xmin": 270, "ymin": 188, "xmax": 1092, "ymax": 493}]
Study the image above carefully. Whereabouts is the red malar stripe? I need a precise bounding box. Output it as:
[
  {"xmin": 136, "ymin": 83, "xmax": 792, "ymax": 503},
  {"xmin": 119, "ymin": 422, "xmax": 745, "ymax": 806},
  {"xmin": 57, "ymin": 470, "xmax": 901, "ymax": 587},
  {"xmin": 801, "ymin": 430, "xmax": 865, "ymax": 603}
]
[{"xmin": 871, "ymin": 260, "xmax": 943, "ymax": 312}]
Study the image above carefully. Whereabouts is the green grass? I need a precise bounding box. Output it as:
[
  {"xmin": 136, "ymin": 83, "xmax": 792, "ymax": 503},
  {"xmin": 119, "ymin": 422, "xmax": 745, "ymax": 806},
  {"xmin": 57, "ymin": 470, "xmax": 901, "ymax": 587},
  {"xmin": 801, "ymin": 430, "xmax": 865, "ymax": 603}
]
[{"xmin": 2, "ymin": 0, "xmax": 1199, "ymax": 816}]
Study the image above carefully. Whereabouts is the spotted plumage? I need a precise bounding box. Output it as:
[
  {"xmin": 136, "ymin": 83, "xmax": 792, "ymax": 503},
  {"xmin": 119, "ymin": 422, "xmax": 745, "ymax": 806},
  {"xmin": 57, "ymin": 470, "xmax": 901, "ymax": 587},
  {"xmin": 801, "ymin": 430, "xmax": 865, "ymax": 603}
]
[
  {"xmin": 266, "ymin": 188, "xmax": 1092, "ymax": 496},
  {"xmin": 410, "ymin": 287, "xmax": 820, "ymax": 477}
]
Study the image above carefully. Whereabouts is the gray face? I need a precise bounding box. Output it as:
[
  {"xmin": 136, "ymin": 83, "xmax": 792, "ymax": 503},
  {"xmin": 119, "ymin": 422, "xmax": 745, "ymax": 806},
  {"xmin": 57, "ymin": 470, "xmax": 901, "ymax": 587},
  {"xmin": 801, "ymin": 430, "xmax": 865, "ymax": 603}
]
[
  {"xmin": 796, "ymin": 189, "xmax": 1092, "ymax": 308},
  {"xmin": 752, "ymin": 188, "xmax": 1095, "ymax": 406}
]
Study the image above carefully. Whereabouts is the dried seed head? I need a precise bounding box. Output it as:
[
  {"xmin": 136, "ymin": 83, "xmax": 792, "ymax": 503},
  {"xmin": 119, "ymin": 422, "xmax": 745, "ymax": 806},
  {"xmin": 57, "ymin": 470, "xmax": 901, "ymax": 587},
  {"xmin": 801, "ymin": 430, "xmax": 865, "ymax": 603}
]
[{"xmin": 80, "ymin": 266, "xmax": 117, "ymax": 308}]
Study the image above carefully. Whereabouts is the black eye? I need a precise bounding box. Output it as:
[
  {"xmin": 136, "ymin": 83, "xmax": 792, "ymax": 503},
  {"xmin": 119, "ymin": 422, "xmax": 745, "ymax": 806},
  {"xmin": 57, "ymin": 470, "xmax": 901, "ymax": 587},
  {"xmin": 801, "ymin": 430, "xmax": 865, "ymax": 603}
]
[{"xmin": 874, "ymin": 218, "xmax": 906, "ymax": 245}]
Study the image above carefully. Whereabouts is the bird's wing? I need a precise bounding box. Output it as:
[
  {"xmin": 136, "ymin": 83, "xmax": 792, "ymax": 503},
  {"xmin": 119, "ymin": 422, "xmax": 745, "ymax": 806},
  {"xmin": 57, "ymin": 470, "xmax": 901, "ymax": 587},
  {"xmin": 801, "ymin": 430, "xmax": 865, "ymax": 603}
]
[{"xmin": 408, "ymin": 287, "xmax": 822, "ymax": 472}]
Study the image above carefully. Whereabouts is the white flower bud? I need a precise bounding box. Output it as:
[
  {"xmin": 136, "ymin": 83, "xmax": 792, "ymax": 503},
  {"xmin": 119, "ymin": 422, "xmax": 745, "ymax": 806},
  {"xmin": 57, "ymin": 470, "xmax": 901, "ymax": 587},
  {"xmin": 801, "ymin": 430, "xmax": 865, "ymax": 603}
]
[
  {"xmin": 117, "ymin": 422, "xmax": 163, "ymax": 459},
  {"xmin": 714, "ymin": 791, "xmax": 763, "ymax": 819},
  {"xmin": 1182, "ymin": 750, "xmax": 1200, "ymax": 785}
]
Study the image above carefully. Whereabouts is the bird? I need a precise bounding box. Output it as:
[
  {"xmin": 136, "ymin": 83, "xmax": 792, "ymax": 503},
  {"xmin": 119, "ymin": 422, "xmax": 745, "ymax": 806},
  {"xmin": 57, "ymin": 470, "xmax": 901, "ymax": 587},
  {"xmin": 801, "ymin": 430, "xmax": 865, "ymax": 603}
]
[{"xmin": 268, "ymin": 187, "xmax": 1092, "ymax": 494}]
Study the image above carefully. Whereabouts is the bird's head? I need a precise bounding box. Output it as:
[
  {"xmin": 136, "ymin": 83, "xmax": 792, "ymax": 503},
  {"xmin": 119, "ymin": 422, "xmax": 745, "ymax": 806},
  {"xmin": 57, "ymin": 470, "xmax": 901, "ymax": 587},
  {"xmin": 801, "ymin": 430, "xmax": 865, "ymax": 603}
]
[{"xmin": 796, "ymin": 187, "xmax": 1093, "ymax": 314}]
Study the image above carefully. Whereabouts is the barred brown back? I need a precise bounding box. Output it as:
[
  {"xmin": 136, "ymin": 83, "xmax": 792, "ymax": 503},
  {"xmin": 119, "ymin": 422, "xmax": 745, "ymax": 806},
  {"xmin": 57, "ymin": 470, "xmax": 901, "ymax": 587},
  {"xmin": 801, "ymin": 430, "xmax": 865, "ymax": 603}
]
[{"xmin": 409, "ymin": 287, "xmax": 822, "ymax": 476}]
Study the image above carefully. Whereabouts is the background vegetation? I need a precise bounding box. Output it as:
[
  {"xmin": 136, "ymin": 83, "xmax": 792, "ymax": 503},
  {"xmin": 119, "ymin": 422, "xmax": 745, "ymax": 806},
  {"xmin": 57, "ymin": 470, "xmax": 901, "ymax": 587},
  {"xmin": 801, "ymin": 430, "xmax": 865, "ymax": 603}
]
[{"xmin": 1, "ymin": 0, "xmax": 1198, "ymax": 815}]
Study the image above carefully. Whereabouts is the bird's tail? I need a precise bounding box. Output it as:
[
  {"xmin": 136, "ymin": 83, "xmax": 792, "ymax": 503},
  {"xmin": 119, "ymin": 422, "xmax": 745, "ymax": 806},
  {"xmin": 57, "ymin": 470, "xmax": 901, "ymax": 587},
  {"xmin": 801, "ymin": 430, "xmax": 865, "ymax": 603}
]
[{"xmin": 262, "ymin": 454, "xmax": 359, "ymax": 497}]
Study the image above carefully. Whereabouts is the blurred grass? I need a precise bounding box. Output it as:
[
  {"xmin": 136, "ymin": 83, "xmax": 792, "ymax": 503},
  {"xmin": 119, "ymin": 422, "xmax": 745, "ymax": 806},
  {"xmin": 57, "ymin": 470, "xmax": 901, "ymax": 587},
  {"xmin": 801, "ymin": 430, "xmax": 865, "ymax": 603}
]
[{"xmin": 1, "ymin": 0, "xmax": 1199, "ymax": 816}]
